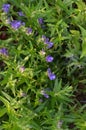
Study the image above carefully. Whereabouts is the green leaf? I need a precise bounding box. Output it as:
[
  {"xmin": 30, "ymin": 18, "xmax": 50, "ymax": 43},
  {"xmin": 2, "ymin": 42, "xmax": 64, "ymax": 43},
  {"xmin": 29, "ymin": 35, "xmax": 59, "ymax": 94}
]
[
  {"xmin": 53, "ymin": 78, "xmax": 62, "ymax": 93},
  {"xmin": 0, "ymin": 96, "xmax": 10, "ymax": 113},
  {"xmin": 35, "ymin": 101, "xmax": 47, "ymax": 113},
  {"xmin": 0, "ymin": 107, "xmax": 7, "ymax": 117},
  {"xmin": 79, "ymin": 25, "xmax": 86, "ymax": 58}
]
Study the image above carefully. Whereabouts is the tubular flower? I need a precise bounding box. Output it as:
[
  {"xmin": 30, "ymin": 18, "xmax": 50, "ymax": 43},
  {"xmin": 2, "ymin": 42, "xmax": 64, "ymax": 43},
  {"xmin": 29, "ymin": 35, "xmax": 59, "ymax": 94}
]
[
  {"xmin": 42, "ymin": 35, "xmax": 53, "ymax": 48},
  {"xmin": 47, "ymin": 42, "xmax": 54, "ymax": 49},
  {"xmin": 18, "ymin": 11, "xmax": 25, "ymax": 16},
  {"xmin": 41, "ymin": 90, "xmax": 49, "ymax": 98},
  {"xmin": 47, "ymin": 68, "xmax": 56, "ymax": 80},
  {"xmin": 2, "ymin": 4, "xmax": 10, "ymax": 13},
  {"xmin": 27, "ymin": 27, "xmax": 32, "ymax": 34}
]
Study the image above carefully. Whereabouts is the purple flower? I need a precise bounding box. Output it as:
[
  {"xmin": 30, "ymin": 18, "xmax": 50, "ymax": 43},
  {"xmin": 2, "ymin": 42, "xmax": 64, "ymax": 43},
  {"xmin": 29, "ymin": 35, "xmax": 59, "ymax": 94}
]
[
  {"xmin": 46, "ymin": 55, "xmax": 54, "ymax": 62},
  {"xmin": 47, "ymin": 68, "xmax": 51, "ymax": 74},
  {"xmin": 2, "ymin": 4, "xmax": 10, "ymax": 13},
  {"xmin": 44, "ymin": 38, "xmax": 50, "ymax": 44},
  {"xmin": 42, "ymin": 35, "xmax": 49, "ymax": 43},
  {"xmin": 47, "ymin": 42, "xmax": 54, "ymax": 49},
  {"xmin": 42, "ymin": 35, "xmax": 46, "ymax": 41},
  {"xmin": 18, "ymin": 11, "xmax": 25, "ymax": 16},
  {"xmin": 38, "ymin": 18, "xmax": 44, "ymax": 24},
  {"xmin": 42, "ymin": 35, "xmax": 54, "ymax": 48},
  {"xmin": 27, "ymin": 27, "xmax": 32, "ymax": 34},
  {"xmin": 22, "ymin": 22, "xmax": 25, "ymax": 26},
  {"xmin": 10, "ymin": 20, "xmax": 22, "ymax": 29},
  {"xmin": 43, "ymin": 93, "xmax": 49, "ymax": 98},
  {"xmin": 47, "ymin": 68, "xmax": 56, "ymax": 80},
  {"xmin": 49, "ymin": 73, "xmax": 56, "ymax": 80},
  {"xmin": 0, "ymin": 48, "xmax": 8, "ymax": 56},
  {"xmin": 41, "ymin": 90, "xmax": 49, "ymax": 98}
]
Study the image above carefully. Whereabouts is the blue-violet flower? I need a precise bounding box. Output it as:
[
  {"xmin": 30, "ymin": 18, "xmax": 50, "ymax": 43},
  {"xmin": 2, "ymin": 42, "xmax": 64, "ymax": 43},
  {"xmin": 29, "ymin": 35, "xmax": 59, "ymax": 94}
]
[
  {"xmin": 38, "ymin": 18, "xmax": 44, "ymax": 24},
  {"xmin": 41, "ymin": 90, "xmax": 49, "ymax": 98},
  {"xmin": 42, "ymin": 35, "xmax": 49, "ymax": 43},
  {"xmin": 47, "ymin": 42, "xmax": 54, "ymax": 49},
  {"xmin": 47, "ymin": 68, "xmax": 56, "ymax": 80},
  {"xmin": 2, "ymin": 4, "xmax": 10, "ymax": 13},
  {"xmin": 27, "ymin": 27, "xmax": 32, "ymax": 34},
  {"xmin": 10, "ymin": 20, "xmax": 22, "ymax": 29},
  {"xmin": 42, "ymin": 35, "xmax": 53, "ymax": 48},
  {"xmin": 0, "ymin": 48, "xmax": 8, "ymax": 56},
  {"xmin": 46, "ymin": 55, "xmax": 54, "ymax": 62},
  {"xmin": 42, "ymin": 35, "xmax": 46, "ymax": 41},
  {"xmin": 18, "ymin": 11, "xmax": 25, "ymax": 16}
]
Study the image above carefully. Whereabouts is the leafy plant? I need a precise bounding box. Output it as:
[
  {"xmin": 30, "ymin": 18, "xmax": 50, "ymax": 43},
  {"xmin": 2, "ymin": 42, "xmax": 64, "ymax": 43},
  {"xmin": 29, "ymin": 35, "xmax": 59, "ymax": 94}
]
[{"xmin": 0, "ymin": 0, "xmax": 86, "ymax": 130}]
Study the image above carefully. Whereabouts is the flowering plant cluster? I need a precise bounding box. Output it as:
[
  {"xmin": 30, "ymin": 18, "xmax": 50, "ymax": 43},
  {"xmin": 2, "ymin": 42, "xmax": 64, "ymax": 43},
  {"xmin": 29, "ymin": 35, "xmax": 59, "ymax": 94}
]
[
  {"xmin": 1, "ymin": 2, "xmax": 56, "ymax": 81},
  {"xmin": 0, "ymin": 1, "xmax": 86, "ymax": 130}
]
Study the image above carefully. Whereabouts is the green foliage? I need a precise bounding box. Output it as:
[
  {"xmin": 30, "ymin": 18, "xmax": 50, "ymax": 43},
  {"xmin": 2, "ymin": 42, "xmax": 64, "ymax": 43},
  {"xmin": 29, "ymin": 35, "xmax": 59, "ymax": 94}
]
[{"xmin": 0, "ymin": 0, "xmax": 86, "ymax": 130}]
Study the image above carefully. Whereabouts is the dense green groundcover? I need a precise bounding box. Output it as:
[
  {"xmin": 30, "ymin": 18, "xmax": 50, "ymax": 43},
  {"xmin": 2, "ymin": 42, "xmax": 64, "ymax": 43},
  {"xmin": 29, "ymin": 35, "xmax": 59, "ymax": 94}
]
[{"xmin": 0, "ymin": 0, "xmax": 86, "ymax": 130}]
